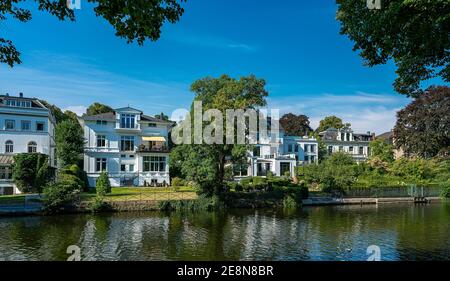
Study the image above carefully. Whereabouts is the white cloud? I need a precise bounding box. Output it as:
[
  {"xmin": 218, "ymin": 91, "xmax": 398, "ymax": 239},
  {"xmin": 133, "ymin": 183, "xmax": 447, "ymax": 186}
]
[{"xmin": 268, "ymin": 92, "xmax": 411, "ymax": 134}]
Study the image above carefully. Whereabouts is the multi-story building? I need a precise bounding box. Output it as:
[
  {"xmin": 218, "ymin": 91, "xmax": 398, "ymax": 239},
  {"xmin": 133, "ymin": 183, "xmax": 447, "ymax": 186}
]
[
  {"xmin": 234, "ymin": 129, "xmax": 319, "ymax": 179},
  {"xmin": 81, "ymin": 106, "xmax": 173, "ymax": 187},
  {"xmin": 318, "ymin": 128, "xmax": 374, "ymax": 162},
  {"xmin": 0, "ymin": 93, "xmax": 56, "ymax": 195}
]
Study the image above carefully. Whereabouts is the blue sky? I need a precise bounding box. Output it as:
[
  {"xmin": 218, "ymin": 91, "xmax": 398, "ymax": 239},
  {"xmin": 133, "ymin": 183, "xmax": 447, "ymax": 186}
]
[{"xmin": 1, "ymin": 0, "xmax": 437, "ymax": 133}]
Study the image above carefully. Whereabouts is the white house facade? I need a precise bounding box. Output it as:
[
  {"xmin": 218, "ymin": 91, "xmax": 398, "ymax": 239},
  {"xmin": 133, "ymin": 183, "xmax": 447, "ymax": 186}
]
[
  {"xmin": 81, "ymin": 107, "xmax": 173, "ymax": 187},
  {"xmin": 234, "ymin": 130, "xmax": 319, "ymax": 179},
  {"xmin": 319, "ymin": 128, "xmax": 374, "ymax": 162},
  {"xmin": 0, "ymin": 93, "xmax": 56, "ymax": 195}
]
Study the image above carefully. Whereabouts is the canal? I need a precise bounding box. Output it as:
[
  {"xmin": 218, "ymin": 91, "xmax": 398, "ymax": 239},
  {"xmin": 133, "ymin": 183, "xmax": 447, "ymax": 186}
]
[{"xmin": 0, "ymin": 202, "xmax": 449, "ymax": 261}]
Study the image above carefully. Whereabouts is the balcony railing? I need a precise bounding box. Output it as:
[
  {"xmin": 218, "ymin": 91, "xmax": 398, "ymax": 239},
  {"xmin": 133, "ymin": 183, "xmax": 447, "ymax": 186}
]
[{"xmin": 137, "ymin": 144, "xmax": 169, "ymax": 153}]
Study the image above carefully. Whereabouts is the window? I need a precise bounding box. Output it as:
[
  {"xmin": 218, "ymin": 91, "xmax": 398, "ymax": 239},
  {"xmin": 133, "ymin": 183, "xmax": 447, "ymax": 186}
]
[
  {"xmin": 359, "ymin": 146, "xmax": 364, "ymax": 155},
  {"xmin": 287, "ymin": 144, "xmax": 293, "ymax": 152},
  {"xmin": 305, "ymin": 155, "xmax": 309, "ymax": 162},
  {"xmin": 310, "ymin": 145, "xmax": 316, "ymax": 153},
  {"xmin": 5, "ymin": 141, "xmax": 13, "ymax": 153},
  {"xmin": 5, "ymin": 99, "xmax": 31, "ymax": 107},
  {"xmin": 129, "ymin": 155, "xmax": 134, "ymax": 158},
  {"xmin": 5, "ymin": 120, "xmax": 15, "ymax": 130},
  {"xmin": 148, "ymin": 123, "xmax": 157, "ymax": 127},
  {"xmin": 28, "ymin": 141, "xmax": 37, "ymax": 153},
  {"xmin": 129, "ymin": 164, "xmax": 134, "ymax": 172},
  {"xmin": 339, "ymin": 146, "xmax": 343, "ymax": 152},
  {"xmin": 233, "ymin": 163, "xmax": 248, "ymax": 177},
  {"xmin": 21, "ymin": 120, "xmax": 31, "ymax": 131},
  {"xmin": 253, "ymin": 146, "xmax": 261, "ymax": 157},
  {"xmin": 96, "ymin": 158, "xmax": 107, "ymax": 172},
  {"xmin": 328, "ymin": 146, "xmax": 333, "ymax": 155},
  {"xmin": 0, "ymin": 166, "xmax": 12, "ymax": 180},
  {"xmin": 349, "ymin": 146, "xmax": 353, "ymax": 152},
  {"xmin": 96, "ymin": 120, "xmax": 107, "ymax": 125},
  {"xmin": 121, "ymin": 164, "xmax": 126, "ymax": 172},
  {"xmin": 310, "ymin": 155, "xmax": 315, "ymax": 162},
  {"xmin": 341, "ymin": 133, "xmax": 345, "ymax": 141},
  {"xmin": 36, "ymin": 122, "xmax": 45, "ymax": 131},
  {"xmin": 294, "ymin": 144, "xmax": 299, "ymax": 153},
  {"xmin": 120, "ymin": 136, "xmax": 134, "ymax": 151},
  {"xmin": 143, "ymin": 156, "xmax": 166, "ymax": 172},
  {"xmin": 97, "ymin": 135, "xmax": 106, "ymax": 147},
  {"xmin": 120, "ymin": 114, "xmax": 136, "ymax": 128}
]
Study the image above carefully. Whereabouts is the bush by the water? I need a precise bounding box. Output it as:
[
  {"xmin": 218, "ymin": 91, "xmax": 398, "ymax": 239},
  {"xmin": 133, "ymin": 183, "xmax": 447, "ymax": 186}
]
[
  {"xmin": 299, "ymin": 152, "xmax": 449, "ymax": 194},
  {"xmin": 43, "ymin": 178, "xmax": 81, "ymax": 213},
  {"xmin": 88, "ymin": 197, "xmax": 112, "ymax": 213},
  {"xmin": 96, "ymin": 171, "xmax": 111, "ymax": 196},
  {"xmin": 157, "ymin": 194, "xmax": 225, "ymax": 211},
  {"xmin": 440, "ymin": 180, "xmax": 450, "ymax": 198}
]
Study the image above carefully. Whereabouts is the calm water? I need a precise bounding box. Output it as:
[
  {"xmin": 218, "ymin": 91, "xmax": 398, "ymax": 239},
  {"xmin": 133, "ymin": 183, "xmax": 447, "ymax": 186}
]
[{"xmin": 1, "ymin": 202, "xmax": 450, "ymax": 261}]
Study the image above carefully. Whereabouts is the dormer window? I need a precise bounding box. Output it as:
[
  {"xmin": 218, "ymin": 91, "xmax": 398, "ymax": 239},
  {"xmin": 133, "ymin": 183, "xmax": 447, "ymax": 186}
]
[
  {"xmin": 5, "ymin": 99, "xmax": 31, "ymax": 107},
  {"xmin": 96, "ymin": 120, "xmax": 108, "ymax": 125},
  {"xmin": 148, "ymin": 123, "xmax": 157, "ymax": 127},
  {"xmin": 120, "ymin": 114, "xmax": 136, "ymax": 128}
]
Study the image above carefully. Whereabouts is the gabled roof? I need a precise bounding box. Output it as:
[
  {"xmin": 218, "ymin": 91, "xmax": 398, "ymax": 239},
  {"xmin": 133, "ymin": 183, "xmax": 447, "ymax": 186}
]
[{"xmin": 114, "ymin": 106, "xmax": 143, "ymax": 113}]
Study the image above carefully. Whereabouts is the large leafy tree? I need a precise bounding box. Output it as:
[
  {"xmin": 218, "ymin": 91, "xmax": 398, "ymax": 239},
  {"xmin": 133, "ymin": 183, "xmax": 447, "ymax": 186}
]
[
  {"xmin": 1, "ymin": 0, "xmax": 185, "ymax": 66},
  {"xmin": 171, "ymin": 74, "xmax": 268, "ymax": 195},
  {"xmin": 12, "ymin": 153, "xmax": 52, "ymax": 193},
  {"xmin": 315, "ymin": 115, "xmax": 350, "ymax": 132},
  {"xmin": 393, "ymin": 86, "xmax": 450, "ymax": 158},
  {"xmin": 280, "ymin": 113, "xmax": 312, "ymax": 136},
  {"xmin": 86, "ymin": 102, "xmax": 113, "ymax": 116},
  {"xmin": 55, "ymin": 119, "xmax": 85, "ymax": 166},
  {"xmin": 336, "ymin": 0, "xmax": 450, "ymax": 96},
  {"xmin": 369, "ymin": 138, "xmax": 394, "ymax": 163}
]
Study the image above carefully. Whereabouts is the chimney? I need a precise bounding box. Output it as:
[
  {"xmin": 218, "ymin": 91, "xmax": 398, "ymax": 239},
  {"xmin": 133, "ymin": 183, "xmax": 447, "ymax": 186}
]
[{"xmin": 19, "ymin": 92, "xmax": 23, "ymax": 98}]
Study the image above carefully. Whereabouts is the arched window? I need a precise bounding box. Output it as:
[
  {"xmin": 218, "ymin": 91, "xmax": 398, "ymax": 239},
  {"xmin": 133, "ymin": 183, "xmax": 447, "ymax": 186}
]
[
  {"xmin": 5, "ymin": 141, "xmax": 13, "ymax": 154},
  {"xmin": 28, "ymin": 141, "xmax": 37, "ymax": 153}
]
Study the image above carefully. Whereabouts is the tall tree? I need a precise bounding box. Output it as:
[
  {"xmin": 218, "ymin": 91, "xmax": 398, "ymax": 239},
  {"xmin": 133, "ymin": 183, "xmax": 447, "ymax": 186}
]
[
  {"xmin": 393, "ymin": 86, "xmax": 450, "ymax": 158},
  {"xmin": 86, "ymin": 102, "xmax": 113, "ymax": 116},
  {"xmin": 280, "ymin": 113, "xmax": 312, "ymax": 136},
  {"xmin": 1, "ymin": 0, "xmax": 185, "ymax": 66},
  {"xmin": 55, "ymin": 120, "xmax": 85, "ymax": 166},
  {"xmin": 171, "ymin": 74, "xmax": 268, "ymax": 195},
  {"xmin": 316, "ymin": 116, "xmax": 350, "ymax": 132},
  {"xmin": 336, "ymin": 0, "xmax": 449, "ymax": 96}
]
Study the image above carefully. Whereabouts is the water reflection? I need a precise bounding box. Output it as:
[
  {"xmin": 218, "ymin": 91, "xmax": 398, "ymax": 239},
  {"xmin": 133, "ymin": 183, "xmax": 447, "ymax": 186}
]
[{"xmin": 0, "ymin": 202, "xmax": 449, "ymax": 261}]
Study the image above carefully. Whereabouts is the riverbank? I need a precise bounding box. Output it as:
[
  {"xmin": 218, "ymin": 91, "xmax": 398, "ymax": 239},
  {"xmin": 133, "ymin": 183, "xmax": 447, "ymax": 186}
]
[{"xmin": 0, "ymin": 195, "xmax": 444, "ymax": 216}]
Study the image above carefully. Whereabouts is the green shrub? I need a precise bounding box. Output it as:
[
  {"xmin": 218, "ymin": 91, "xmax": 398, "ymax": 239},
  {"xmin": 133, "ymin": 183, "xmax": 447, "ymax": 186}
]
[
  {"xmin": 282, "ymin": 194, "xmax": 298, "ymax": 209},
  {"xmin": 171, "ymin": 177, "xmax": 184, "ymax": 187},
  {"xmin": 252, "ymin": 177, "xmax": 268, "ymax": 190},
  {"xmin": 157, "ymin": 195, "xmax": 225, "ymax": 211},
  {"xmin": 88, "ymin": 197, "xmax": 112, "ymax": 213},
  {"xmin": 240, "ymin": 177, "xmax": 253, "ymax": 191},
  {"xmin": 440, "ymin": 180, "xmax": 450, "ymax": 198},
  {"xmin": 12, "ymin": 153, "xmax": 53, "ymax": 193},
  {"xmin": 266, "ymin": 171, "xmax": 274, "ymax": 179},
  {"xmin": 96, "ymin": 171, "xmax": 111, "ymax": 196},
  {"xmin": 43, "ymin": 179, "xmax": 81, "ymax": 213}
]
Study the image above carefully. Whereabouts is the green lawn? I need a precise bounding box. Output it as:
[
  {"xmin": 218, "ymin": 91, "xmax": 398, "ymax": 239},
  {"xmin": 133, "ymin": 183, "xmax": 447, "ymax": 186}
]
[
  {"xmin": 81, "ymin": 186, "xmax": 198, "ymax": 202},
  {"xmin": 0, "ymin": 194, "xmax": 26, "ymax": 204}
]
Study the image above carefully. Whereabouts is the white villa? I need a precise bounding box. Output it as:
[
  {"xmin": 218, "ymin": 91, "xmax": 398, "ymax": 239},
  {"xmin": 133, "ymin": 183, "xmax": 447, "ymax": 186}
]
[
  {"xmin": 0, "ymin": 93, "xmax": 56, "ymax": 195},
  {"xmin": 80, "ymin": 107, "xmax": 173, "ymax": 187},
  {"xmin": 234, "ymin": 129, "xmax": 319, "ymax": 179},
  {"xmin": 318, "ymin": 127, "xmax": 374, "ymax": 162}
]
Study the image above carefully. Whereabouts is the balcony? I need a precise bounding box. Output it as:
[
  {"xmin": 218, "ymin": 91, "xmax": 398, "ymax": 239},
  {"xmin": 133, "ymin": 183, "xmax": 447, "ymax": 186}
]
[{"xmin": 137, "ymin": 143, "xmax": 169, "ymax": 153}]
